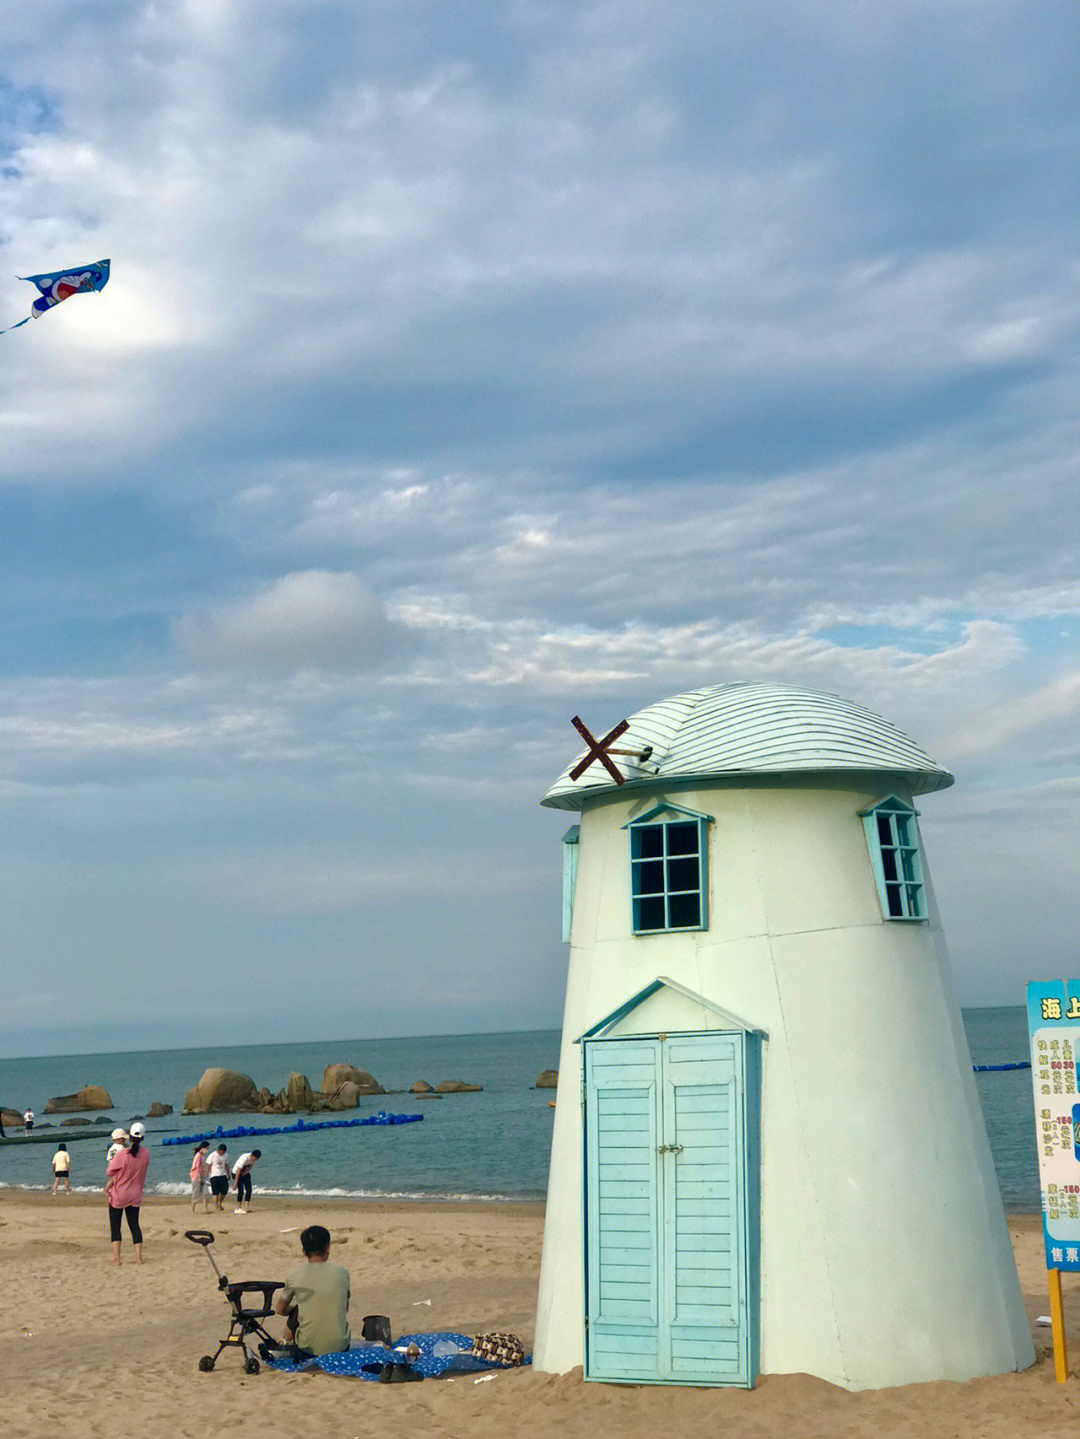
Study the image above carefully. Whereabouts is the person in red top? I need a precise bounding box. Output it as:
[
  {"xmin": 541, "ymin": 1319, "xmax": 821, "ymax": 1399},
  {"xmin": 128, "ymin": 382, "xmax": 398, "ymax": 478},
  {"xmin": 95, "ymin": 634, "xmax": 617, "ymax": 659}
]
[{"xmin": 106, "ymin": 1121, "xmax": 150, "ymax": 1266}]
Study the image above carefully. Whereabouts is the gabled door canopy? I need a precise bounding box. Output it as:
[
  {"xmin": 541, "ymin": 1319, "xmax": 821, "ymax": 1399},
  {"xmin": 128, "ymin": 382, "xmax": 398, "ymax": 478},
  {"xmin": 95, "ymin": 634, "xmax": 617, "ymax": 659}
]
[{"xmin": 576, "ymin": 976, "xmax": 767, "ymax": 1043}]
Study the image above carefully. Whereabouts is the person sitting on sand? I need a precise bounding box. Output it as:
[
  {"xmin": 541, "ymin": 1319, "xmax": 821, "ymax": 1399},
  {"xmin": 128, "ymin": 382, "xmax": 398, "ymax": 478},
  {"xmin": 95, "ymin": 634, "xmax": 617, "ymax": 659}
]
[
  {"xmin": 51, "ymin": 1143, "xmax": 72, "ymax": 1195},
  {"xmin": 232, "ymin": 1148, "xmax": 261, "ymax": 1213},
  {"xmin": 273, "ymin": 1224, "xmax": 351, "ymax": 1358},
  {"xmin": 205, "ymin": 1144, "xmax": 230, "ymax": 1212}
]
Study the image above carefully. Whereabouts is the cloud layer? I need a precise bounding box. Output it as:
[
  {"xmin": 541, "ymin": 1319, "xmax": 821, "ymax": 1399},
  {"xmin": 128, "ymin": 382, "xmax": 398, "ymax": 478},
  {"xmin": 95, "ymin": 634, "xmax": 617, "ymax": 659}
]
[{"xmin": 1, "ymin": 1, "xmax": 1078, "ymax": 1053}]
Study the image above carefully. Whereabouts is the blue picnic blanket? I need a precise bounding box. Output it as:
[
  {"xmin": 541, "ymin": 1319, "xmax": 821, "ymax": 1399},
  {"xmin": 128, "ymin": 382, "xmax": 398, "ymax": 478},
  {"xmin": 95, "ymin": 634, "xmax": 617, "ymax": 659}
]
[{"xmin": 267, "ymin": 1330, "xmax": 528, "ymax": 1380}]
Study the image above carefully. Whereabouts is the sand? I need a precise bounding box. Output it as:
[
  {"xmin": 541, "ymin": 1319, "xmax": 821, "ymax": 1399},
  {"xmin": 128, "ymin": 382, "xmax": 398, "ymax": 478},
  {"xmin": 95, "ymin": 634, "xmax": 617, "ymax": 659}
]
[{"xmin": 3, "ymin": 1193, "xmax": 1080, "ymax": 1439}]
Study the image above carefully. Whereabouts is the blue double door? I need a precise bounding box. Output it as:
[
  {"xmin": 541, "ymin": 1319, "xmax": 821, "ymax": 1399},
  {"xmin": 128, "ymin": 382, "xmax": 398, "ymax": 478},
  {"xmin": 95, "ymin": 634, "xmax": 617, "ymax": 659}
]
[{"xmin": 582, "ymin": 1031, "xmax": 758, "ymax": 1386}]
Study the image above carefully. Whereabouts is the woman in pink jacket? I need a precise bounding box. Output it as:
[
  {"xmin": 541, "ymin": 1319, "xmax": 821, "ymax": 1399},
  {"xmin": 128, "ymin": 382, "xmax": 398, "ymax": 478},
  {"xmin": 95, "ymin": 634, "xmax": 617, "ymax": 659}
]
[{"xmin": 105, "ymin": 1121, "xmax": 150, "ymax": 1265}]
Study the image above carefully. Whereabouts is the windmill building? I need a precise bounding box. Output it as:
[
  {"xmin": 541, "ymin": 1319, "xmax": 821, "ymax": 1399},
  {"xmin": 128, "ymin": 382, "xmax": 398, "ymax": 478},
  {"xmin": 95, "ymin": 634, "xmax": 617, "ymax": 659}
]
[{"xmin": 533, "ymin": 682, "xmax": 1033, "ymax": 1390}]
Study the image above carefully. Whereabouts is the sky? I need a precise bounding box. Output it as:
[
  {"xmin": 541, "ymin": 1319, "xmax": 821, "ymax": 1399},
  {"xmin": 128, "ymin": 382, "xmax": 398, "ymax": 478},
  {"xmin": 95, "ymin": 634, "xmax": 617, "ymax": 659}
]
[{"xmin": 1, "ymin": 1, "xmax": 1077, "ymax": 1058}]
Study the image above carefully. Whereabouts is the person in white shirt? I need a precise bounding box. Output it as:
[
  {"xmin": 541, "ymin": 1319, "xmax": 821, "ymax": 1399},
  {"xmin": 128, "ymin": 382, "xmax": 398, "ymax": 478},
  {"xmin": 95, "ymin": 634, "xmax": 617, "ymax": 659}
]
[
  {"xmin": 205, "ymin": 1145, "xmax": 231, "ymax": 1211},
  {"xmin": 106, "ymin": 1129, "xmax": 129, "ymax": 1164},
  {"xmin": 23, "ymin": 1110, "xmax": 34, "ymax": 1133},
  {"xmin": 51, "ymin": 1143, "xmax": 72, "ymax": 1195},
  {"xmin": 232, "ymin": 1149, "xmax": 261, "ymax": 1212}
]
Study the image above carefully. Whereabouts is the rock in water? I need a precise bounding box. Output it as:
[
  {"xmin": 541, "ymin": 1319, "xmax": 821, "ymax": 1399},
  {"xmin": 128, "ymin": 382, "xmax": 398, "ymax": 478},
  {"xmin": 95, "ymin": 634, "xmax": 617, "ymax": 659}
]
[
  {"xmin": 285, "ymin": 1073, "xmax": 316, "ymax": 1111},
  {"xmin": 182, "ymin": 1069, "xmax": 259, "ymax": 1114},
  {"xmin": 146, "ymin": 1102, "xmax": 173, "ymax": 1118},
  {"xmin": 321, "ymin": 1063, "xmax": 384, "ymax": 1096},
  {"xmin": 328, "ymin": 1080, "xmax": 361, "ymax": 1111},
  {"xmin": 434, "ymin": 1080, "xmax": 484, "ymax": 1093},
  {"xmin": 44, "ymin": 1085, "xmax": 114, "ymax": 1113},
  {"xmin": 535, "ymin": 1070, "xmax": 558, "ymax": 1089},
  {"xmin": 410, "ymin": 1080, "xmax": 434, "ymax": 1093}
]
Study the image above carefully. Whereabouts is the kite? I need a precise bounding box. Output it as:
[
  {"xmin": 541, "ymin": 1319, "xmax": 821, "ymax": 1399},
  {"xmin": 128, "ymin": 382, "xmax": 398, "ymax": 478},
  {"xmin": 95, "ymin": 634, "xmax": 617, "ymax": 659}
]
[{"xmin": 0, "ymin": 258, "xmax": 111, "ymax": 336}]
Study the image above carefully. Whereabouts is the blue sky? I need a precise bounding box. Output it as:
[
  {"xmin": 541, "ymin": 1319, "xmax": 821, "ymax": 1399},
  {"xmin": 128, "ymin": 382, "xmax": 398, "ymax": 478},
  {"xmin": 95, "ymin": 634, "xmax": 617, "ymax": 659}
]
[{"xmin": 1, "ymin": 1, "xmax": 1078, "ymax": 1057}]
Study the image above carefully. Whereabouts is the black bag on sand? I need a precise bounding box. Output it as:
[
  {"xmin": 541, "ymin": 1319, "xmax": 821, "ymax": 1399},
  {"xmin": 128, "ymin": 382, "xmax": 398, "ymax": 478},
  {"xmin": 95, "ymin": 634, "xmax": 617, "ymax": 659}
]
[{"xmin": 362, "ymin": 1314, "xmax": 392, "ymax": 1345}]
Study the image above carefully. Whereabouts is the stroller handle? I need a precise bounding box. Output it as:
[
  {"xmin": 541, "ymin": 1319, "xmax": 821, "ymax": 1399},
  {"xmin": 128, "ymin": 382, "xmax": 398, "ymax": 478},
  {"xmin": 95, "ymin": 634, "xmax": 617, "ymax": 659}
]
[{"xmin": 187, "ymin": 1229, "xmax": 227, "ymax": 1286}]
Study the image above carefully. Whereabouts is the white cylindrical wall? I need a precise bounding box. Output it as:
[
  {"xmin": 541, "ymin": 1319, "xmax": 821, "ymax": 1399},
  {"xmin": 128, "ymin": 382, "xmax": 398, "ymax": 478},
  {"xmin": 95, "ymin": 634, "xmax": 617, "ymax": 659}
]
[{"xmin": 533, "ymin": 781, "xmax": 1033, "ymax": 1389}]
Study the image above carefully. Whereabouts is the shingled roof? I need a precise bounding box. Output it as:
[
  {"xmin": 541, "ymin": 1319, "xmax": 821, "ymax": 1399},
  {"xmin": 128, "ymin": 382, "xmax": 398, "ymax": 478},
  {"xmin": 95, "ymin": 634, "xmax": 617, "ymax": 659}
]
[{"xmin": 541, "ymin": 682, "xmax": 953, "ymax": 810}]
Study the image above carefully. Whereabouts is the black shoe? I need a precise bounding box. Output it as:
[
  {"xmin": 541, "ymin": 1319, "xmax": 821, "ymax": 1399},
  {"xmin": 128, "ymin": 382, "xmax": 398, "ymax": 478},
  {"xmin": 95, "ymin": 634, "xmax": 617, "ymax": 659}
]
[{"xmin": 378, "ymin": 1362, "xmax": 423, "ymax": 1383}]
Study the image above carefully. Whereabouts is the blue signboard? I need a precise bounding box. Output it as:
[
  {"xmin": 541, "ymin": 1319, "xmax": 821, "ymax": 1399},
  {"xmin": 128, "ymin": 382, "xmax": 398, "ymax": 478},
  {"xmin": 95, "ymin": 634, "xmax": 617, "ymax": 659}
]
[{"xmin": 1027, "ymin": 981, "xmax": 1080, "ymax": 1271}]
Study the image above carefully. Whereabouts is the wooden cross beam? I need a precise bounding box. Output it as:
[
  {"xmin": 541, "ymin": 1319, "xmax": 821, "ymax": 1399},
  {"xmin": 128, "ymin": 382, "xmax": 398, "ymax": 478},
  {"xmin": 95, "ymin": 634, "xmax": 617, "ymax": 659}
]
[
  {"xmin": 569, "ymin": 715, "xmax": 629, "ymax": 783},
  {"xmin": 567, "ymin": 716, "xmax": 651, "ymax": 787}
]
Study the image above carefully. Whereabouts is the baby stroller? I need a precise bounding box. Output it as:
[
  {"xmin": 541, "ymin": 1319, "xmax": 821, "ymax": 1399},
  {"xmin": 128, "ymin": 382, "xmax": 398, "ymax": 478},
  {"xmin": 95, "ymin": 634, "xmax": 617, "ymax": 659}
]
[{"xmin": 186, "ymin": 1229, "xmax": 282, "ymax": 1375}]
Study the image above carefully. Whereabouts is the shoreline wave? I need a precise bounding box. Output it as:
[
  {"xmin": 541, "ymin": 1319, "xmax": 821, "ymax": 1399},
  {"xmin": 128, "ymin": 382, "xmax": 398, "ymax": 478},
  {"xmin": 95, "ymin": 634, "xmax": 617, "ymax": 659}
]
[{"xmin": 0, "ymin": 1179, "xmax": 545, "ymax": 1204}]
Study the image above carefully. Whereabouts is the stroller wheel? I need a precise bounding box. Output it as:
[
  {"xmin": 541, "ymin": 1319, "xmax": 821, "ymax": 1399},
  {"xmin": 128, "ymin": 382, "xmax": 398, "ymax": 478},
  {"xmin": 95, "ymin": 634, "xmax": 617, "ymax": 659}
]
[
  {"xmin": 245, "ymin": 1357, "xmax": 261, "ymax": 1375},
  {"xmin": 198, "ymin": 1356, "xmax": 215, "ymax": 1372}
]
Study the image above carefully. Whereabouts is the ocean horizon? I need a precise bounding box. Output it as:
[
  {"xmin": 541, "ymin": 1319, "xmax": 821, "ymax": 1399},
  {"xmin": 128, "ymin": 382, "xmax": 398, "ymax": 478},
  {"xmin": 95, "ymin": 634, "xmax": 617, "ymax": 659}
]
[{"xmin": 1, "ymin": 1008, "xmax": 1039, "ymax": 1210}]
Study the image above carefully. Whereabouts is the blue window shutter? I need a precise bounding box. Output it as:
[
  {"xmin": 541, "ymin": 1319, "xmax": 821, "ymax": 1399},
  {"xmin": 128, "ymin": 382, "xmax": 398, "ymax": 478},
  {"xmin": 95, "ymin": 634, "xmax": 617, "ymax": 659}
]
[
  {"xmin": 562, "ymin": 825, "xmax": 580, "ymax": 943},
  {"xmin": 697, "ymin": 817, "xmax": 709, "ymax": 930}
]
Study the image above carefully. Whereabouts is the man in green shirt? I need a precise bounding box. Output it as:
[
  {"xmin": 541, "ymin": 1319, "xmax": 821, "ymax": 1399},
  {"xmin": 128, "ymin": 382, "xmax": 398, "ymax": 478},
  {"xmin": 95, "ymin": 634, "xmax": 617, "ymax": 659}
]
[{"xmin": 274, "ymin": 1224, "xmax": 351, "ymax": 1356}]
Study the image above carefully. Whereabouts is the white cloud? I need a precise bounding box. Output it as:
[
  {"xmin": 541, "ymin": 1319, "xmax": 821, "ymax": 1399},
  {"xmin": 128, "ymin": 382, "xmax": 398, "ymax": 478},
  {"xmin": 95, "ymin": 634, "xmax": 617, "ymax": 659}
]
[
  {"xmin": 945, "ymin": 670, "xmax": 1080, "ymax": 762},
  {"xmin": 175, "ymin": 570, "xmax": 405, "ymax": 671},
  {"xmin": 0, "ymin": 708, "xmax": 278, "ymax": 754}
]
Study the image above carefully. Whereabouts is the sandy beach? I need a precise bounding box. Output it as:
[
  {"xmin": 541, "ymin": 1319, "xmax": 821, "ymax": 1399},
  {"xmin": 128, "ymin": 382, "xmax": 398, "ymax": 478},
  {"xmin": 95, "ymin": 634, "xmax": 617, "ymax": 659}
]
[{"xmin": 2, "ymin": 1192, "xmax": 1079, "ymax": 1439}]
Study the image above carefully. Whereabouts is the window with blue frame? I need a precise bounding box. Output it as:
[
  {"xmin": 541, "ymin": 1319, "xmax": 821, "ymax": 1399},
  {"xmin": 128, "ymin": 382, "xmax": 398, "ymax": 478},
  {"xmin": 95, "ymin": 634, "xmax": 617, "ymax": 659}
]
[
  {"xmin": 860, "ymin": 796, "xmax": 926, "ymax": 920},
  {"xmin": 625, "ymin": 804, "xmax": 711, "ymax": 934}
]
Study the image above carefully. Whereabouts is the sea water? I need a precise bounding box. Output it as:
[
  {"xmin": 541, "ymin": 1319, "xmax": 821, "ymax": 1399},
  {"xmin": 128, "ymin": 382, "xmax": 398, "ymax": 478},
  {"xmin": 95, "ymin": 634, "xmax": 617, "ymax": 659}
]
[
  {"xmin": 0, "ymin": 1030, "xmax": 560, "ymax": 1201},
  {"xmin": 0, "ymin": 1010, "xmax": 1040, "ymax": 1211}
]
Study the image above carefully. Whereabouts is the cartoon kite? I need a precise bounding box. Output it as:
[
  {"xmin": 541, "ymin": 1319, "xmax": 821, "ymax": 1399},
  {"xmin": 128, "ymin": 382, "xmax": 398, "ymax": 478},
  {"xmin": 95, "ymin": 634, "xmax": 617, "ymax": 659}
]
[{"xmin": 0, "ymin": 258, "xmax": 111, "ymax": 336}]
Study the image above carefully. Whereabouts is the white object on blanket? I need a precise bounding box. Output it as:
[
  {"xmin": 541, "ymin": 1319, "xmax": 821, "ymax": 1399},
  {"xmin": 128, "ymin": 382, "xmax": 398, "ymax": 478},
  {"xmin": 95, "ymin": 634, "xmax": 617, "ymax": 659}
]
[
  {"xmin": 412, "ymin": 1297, "xmax": 432, "ymax": 1306},
  {"xmin": 474, "ymin": 1374, "xmax": 495, "ymax": 1384},
  {"xmin": 432, "ymin": 1338, "xmax": 467, "ymax": 1357},
  {"xmin": 1036, "ymin": 1315, "xmax": 1053, "ymax": 1325}
]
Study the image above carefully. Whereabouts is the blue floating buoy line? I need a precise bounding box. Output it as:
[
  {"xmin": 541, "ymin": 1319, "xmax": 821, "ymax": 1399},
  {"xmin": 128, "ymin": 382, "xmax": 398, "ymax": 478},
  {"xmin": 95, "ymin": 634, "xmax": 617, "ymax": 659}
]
[
  {"xmin": 161, "ymin": 1111, "xmax": 423, "ymax": 1145},
  {"xmin": 972, "ymin": 1061, "xmax": 1031, "ymax": 1073}
]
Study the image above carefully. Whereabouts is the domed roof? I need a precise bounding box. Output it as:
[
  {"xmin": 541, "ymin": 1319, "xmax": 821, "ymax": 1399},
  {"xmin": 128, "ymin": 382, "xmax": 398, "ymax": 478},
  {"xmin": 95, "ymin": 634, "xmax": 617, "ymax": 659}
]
[{"xmin": 541, "ymin": 683, "xmax": 953, "ymax": 810}]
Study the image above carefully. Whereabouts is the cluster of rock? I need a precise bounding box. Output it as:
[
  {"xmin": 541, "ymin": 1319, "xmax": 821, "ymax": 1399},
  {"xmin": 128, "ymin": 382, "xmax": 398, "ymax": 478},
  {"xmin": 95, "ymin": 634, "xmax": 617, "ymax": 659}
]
[
  {"xmin": 182, "ymin": 1064, "xmax": 487, "ymax": 1114},
  {"xmin": 5, "ymin": 1064, "xmax": 526, "ymax": 1129},
  {"xmin": 25, "ymin": 1089, "xmax": 172, "ymax": 1121},
  {"xmin": 535, "ymin": 1070, "xmax": 558, "ymax": 1089},
  {"xmin": 44, "ymin": 1085, "xmax": 114, "ymax": 1113},
  {"xmin": 183, "ymin": 1064, "xmax": 384, "ymax": 1115}
]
